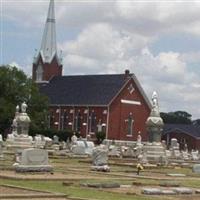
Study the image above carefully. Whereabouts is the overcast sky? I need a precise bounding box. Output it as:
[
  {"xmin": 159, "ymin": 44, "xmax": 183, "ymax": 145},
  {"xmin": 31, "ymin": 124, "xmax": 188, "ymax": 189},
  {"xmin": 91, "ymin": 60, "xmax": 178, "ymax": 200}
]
[{"xmin": 1, "ymin": 0, "xmax": 200, "ymax": 119}]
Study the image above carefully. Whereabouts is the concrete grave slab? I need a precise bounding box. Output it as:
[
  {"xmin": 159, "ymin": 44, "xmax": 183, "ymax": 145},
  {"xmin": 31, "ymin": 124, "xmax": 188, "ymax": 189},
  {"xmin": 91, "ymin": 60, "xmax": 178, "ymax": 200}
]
[
  {"xmin": 172, "ymin": 187, "xmax": 193, "ymax": 194},
  {"xmin": 167, "ymin": 173, "xmax": 186, "ymax": 177},
  {"xmin": 142, "ymin": 188, "xmax": 162, "ymax": 195},
  {"xmin": 161, "ymin": 189, "xmax": 177, "ymax": 195}
]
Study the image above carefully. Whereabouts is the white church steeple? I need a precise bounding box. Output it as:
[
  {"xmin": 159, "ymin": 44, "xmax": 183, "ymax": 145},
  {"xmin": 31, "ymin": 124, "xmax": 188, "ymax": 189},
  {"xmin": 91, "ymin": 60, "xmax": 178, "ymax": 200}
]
[
  {"xmin": 32, "ymin": 0, "xmax": 62, "ymax": 82},
  {"xmin": 40, "ymin": 0, "xmax": 57, "ymax": 63}
]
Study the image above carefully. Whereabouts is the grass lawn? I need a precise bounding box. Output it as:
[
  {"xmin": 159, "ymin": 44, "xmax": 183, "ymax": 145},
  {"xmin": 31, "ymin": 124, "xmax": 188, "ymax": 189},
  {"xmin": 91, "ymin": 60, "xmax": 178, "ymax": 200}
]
[{"xmin": 1, "ymin": 156, "xmax": 200, "ymax": 200}]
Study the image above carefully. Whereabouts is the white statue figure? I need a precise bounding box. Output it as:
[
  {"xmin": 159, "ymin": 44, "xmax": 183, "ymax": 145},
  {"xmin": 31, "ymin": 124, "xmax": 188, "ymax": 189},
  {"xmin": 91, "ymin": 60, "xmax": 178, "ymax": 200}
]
[
  {"xmin": 21, "ymin": 102, "xmax": 27, "ymax": 113},
  {"xmin": 16, "ymin": 105, "xmax": 19, "ymax": 113},
  {"xmin": 137, "ymin": 132, "xmax": 142, "ymax": 144},
  {"xmin": 152, "ymin": 91, "xmax": 158, "ymax": 109},
  {"xmin": 97, "ymin": 119, "xmax": 102, "ymax": 132},
  {"xmin": 71, "ymin": 133, "xmax": 78, "ymax": 145}
]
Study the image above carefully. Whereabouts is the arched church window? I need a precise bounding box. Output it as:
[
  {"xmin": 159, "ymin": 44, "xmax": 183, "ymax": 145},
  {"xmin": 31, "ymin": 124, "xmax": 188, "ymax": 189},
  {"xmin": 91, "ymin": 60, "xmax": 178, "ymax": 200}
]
[
  {"xmin": 49, "ymin": 112, "xmax": 54, "ymax": 129},
  {"xmin": 36, "ymin": 64, "xmax": 43, "ymax": 82},
  {"xmin": 63, "ymin": 111, "xmax": 68, "ymax": 129},
  {"xmin": 89, "ymin": 111, "xmax": 96, "ymax": 133},
  {"xmin": 126, "ymin": 113, "xmax": 134, "ymax": 135},
  {"xmin": 77, "ymin": 112, "xmax": 82, "ymax": 132},
  {"xmin": 75, "ymin": 112, "xmax": 82, "ymax": 132}
]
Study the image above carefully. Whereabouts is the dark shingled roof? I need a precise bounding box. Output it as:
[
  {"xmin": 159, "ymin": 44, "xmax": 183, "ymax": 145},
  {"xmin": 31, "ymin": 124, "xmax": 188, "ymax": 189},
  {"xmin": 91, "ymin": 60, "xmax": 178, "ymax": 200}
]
[
  {"xmin": 163, "ymin": 124, "xmax": 200, "ymax": 139},
  {"xmin": 39, "ymin": 74, "xmax": 129, "ymax": 106}
]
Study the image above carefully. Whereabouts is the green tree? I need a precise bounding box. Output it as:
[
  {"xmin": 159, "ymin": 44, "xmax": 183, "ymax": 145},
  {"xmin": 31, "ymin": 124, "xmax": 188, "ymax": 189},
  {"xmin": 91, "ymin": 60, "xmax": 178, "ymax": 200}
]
[
  {"xmin": 0, "ymin": 65, "xmax": 49, "ymax": 136},
  {"xmin": 160, "ymin": 111, "xmax": 192, "ymax": 124}
]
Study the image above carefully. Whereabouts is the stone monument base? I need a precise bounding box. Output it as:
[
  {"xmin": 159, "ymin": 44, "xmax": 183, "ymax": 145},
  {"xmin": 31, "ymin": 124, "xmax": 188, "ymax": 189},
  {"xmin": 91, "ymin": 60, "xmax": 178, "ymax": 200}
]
[
  {"xmin": 91, "ymin": 165, "xmax": 110, "ymax": 172},
  {"xmin": 142, "ymin": 142, "xmax": 167, "ymax": 165},
  {"xmin": 14, "ymin": 164, "xmax": 53, "ymax": 172},
  {"xmin": 6, "ymin": 136, "xmax": 33, "ymax": 152}
]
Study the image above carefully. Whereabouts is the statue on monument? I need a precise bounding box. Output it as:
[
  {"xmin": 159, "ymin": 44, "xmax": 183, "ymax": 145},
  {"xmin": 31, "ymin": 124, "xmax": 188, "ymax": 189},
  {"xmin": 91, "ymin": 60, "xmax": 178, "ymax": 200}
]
[
  {"xmin": 152, "ymin": 91, "xmax": 158, "ymax": 109},
  {"xmin": 146, "ymin": 91, "xmax": 164, "ymax": 143},
  {"xmin": 21, "ymin": 102, "xmax": 27, "ymax": 113},
  {"xmin": 151, "ymin": 91, "xmax": 160, "ymax": 117},
  {"xmin": 136, "ymin": 131, "xmax": 142, "ymax": 145}
]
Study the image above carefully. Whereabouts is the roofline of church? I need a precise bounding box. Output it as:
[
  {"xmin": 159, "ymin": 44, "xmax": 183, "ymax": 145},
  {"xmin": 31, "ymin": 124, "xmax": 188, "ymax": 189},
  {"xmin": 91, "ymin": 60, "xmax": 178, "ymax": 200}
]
[
  {"xmin": 49, "ymin": 104, "xmax": 109, "ymax": 107},
  {"xmin": 163, "ymin": 126, "xmax": 200, "ymax": 139},
  {"xmin": 108, "ymin": 74, "xmax": 152, "ymax": 109}
]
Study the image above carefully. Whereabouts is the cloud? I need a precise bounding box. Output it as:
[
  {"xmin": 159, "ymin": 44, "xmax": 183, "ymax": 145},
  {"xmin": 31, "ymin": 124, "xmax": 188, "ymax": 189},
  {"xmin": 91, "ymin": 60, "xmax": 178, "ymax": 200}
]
[
  {"xmin": 3, "ymin": 0, "xmax": 200, "ymax": 119},
  {"xmin": 2, "ymin": 0, "xmax": 48, "ymax": 28},
  {"xmin": 134, "ymin": 49, "xmax": 200, "ymax": 119},
  {"xmin": 9, "ymin": 61, "xmax": 32, "ymax": 77},
  {"xmin": 59, "ymin": 21, "xmax": 200, "ymax": 118},
  {"xmin": 3, "ymin": 1, "xmax": 200, "ymax": 36}
]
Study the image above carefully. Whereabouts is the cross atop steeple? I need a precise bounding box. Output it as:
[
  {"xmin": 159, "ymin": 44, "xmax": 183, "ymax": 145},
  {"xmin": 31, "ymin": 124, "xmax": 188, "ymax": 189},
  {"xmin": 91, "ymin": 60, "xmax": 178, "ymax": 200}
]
[{"xmin": 40, "ymin": 0, "xmax": 57, "ymax": 63}]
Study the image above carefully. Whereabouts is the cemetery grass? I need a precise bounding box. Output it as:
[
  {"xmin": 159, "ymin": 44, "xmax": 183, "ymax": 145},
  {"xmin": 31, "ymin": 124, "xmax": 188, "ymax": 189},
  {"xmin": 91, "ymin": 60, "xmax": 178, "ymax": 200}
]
[
  {"xmin": 1, "ymin": 157, "xmax": 200, "ymax": 200},
  {"xmin": 1, "ymin": 178, "xmax": 200, "ymax": 200},
  {"xmin": 1, "ymin": 179, "xmax": 159, "ymax": 200}
]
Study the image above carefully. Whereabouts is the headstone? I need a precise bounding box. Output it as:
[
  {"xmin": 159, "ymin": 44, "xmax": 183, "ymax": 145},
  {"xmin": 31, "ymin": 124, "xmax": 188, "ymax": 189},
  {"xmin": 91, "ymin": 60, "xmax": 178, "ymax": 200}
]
[
  {"xmin": 14, "ymin": 148, "xmax": 53, "ymax": 172},
  {"xmin": 191, "ymin": 150, "xmax": 199, "ymax": 160},
  {"xmin": 192, "ymin": 164, "xmax": 200, "ymax": 174},
  {"xmin": 34, "ymin": 135, "xmax": 45, "ymax": 148},
  {"xmin": 165, "ymin": 150, "xmax": 172, "ymax": 158},
  {"xmin": 71, "ymin": 133, "xmax": 78, "ymax": 145},
  {"xmin": 181, "ymin": 151, "xmax": 189, "ymax": 160},
  {"xmin": 171, "ymin": 138, "xmax": 179, "ymax": 149},
  {"xmin": 121, "ymin": 146, "xmax": 135, "ymax": 158},
  {"xmin": 91, "ymin": 145, "xmax": 110, "ymax": 172},
  {"xmin": 108, "ymin": 145, "xmax": 121, "ymax": 157},
  {"xmin": 84, "ymin": 141, "xmax": 95, "ymax": 155},
  {"xmin": 53, "ymin": 135, "xmax": 59, "ymax": 144},
  {"xmin": 71, "ymin": 140, "xmax": 87, "ymax": 155},
  {"xmin": 0, "ymin": 134, "xmax": 3, "ymax": 158},
  {"xmin": 44, "ymin": 137, "xmax": 53, "ymax": 149},
  {"xmin": 71, "ymin": 139, "xmax": 95, "ymax": 156},
  {"xmin": 173, "ymin": 149, "xmax": 181, "ymax": 159}
]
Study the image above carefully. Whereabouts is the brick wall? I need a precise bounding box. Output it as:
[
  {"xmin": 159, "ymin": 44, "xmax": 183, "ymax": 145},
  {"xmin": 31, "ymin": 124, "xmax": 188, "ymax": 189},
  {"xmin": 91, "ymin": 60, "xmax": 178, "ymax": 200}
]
[
  {"xmin": 32, "ymin": 55, "xmax": 62, "ymax": 81},
  {"xmin": 108, "ymin": 78, "xmax": 150, "ymax": 141}
]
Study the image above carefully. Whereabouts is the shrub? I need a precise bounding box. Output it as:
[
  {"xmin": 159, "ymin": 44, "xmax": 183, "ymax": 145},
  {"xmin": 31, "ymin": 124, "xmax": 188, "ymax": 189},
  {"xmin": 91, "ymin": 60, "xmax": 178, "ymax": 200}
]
[
  {"xmin": 29, "ymin": 127, "xmax": 73, "ymax": 141},
  {"xmin": 95, "ymin": 131, "xmax": 106, "ymax": 144}
]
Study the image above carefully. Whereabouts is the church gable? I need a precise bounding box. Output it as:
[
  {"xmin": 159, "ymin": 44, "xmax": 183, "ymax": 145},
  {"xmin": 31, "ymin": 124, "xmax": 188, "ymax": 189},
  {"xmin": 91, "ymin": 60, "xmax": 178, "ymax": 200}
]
[{"xmin": 108, "ymin": 75, "xmax": 151, "ymax": 141}]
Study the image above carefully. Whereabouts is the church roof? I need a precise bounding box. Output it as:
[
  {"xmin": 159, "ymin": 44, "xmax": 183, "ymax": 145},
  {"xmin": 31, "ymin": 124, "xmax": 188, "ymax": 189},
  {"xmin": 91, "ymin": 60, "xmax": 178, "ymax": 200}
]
[
  {"xmin": 163, "ymin": 124, "xmax": 200, "ymax": 139},
  {"xmin": 39, "ymin": 73, "xmax": 151, "ymax": 107}
]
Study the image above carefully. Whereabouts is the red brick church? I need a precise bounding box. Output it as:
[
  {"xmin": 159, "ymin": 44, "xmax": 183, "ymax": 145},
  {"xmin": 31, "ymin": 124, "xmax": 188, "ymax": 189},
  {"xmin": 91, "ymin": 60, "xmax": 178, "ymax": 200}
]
[{"xmin": 32, "ymin": 0, "xmax": 151, "ymax": 141}]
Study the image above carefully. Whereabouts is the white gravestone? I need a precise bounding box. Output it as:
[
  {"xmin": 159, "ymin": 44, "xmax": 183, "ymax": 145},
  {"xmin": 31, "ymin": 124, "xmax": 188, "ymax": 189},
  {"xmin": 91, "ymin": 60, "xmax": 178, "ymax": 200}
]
[
  {"xmin": 14, "ymin": 148, "xmax": 53, "ymax": 172},
  {"xmin": 34, "ymin": 135, "xmax": 45, "ymax": 148},
  {"xmin": 71, "ymin": 134, "xmax": 78, "ymax": 145},
  {"xmin": 91, "ymin": 145, "xmax": 110, "ymax": 172},
  {"xmin": 0, "ymin": 134, "xmax": 3, "ymax": 158},
  {"xmin": 71, "ymin": 140, "xmax": 86, "ymax": 155},
  {"xmin": 191, "ymin": 150, "xmax": 199, "ymax": 161}
]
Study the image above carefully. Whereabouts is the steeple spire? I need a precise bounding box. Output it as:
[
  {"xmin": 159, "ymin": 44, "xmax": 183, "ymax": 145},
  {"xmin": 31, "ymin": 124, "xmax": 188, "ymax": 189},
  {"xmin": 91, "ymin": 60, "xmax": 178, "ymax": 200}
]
[
  {"xmin": 40, "ymin": 0, "xmax": 57, "ymax": 63},
  {"xmin": 32, "ymin": 0, "xmax": 62, "ymax": 82}
]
